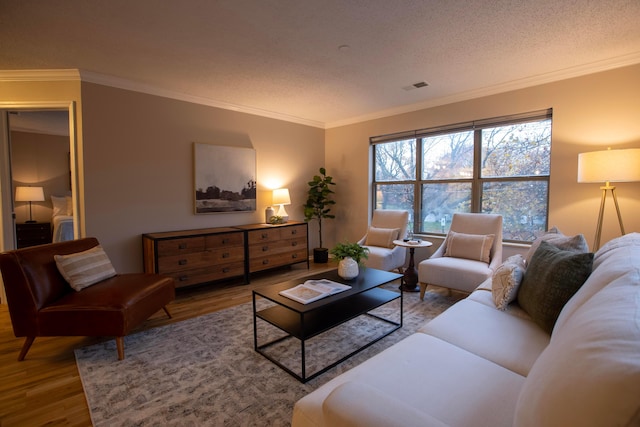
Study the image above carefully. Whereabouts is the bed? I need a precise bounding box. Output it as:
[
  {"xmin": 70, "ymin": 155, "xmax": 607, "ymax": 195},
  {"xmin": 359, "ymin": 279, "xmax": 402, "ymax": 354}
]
[{"xmin": 51, "ymin": 195, "xmax": 75, "ymax": 243}]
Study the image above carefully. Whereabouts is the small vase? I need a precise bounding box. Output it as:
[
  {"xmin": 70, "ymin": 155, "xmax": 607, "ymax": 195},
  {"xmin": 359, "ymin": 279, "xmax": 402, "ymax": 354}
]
[{"xmin": 338, "ymin": 257, "xmax": 359, "ymax": 280}]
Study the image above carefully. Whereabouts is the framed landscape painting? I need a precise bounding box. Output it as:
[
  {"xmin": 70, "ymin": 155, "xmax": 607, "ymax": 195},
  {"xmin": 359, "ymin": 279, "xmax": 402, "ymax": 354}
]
[{"xmin": 194, "ymin": 143, "xmax": 256, "ymax": 214}]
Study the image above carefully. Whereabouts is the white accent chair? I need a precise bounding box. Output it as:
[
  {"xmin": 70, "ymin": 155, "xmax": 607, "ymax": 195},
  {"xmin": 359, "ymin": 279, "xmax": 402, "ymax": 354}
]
[
  {"xmin": 418, "ymin": 213, "xmax": 503, "ymax": 299},
  {"xmin": 357, "ymin": 210, "xmax": 409, "ymax": 272}
]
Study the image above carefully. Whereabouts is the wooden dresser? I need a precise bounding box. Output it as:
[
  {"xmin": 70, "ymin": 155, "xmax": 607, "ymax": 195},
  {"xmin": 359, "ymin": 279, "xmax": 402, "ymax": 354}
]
[
  {"xmin": 142, "ymin": 222, "xmax": 308, "ymax": 289},
  {"xmin": 142, "ymin": 227, "xmax": 246, "ymax": 288},
  {"xmin": 235, "ymin": 222, "xmax": 309, "ymax": 274}
]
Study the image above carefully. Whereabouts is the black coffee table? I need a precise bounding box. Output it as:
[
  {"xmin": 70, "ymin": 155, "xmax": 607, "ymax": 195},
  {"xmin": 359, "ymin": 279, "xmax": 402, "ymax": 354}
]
[{"xmin": 252, "ymin": 268, "xmax": 402, "ymax": 383}]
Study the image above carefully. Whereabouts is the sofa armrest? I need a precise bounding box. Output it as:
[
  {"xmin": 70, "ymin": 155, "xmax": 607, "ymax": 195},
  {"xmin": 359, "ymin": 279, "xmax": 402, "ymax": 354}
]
[{"xmin": 322, "ymin": 381, "xmax": 449, "ymax": 427}]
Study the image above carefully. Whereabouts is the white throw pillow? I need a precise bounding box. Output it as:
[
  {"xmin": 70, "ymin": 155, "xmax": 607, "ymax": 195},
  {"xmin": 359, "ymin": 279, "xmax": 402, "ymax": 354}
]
[
  {"xmin": 365, "ymin": 227, "xmax": 399, "ymax": 249},
  {"xmin": 491, "ymin": 254, "xmax": 526, "ymax": 310},
  {"xmin": 444, "ymin": 231, "xmax": 495, "ymax": 263},
  {"xmin": 51, "ymin": 195, "xmax": 68, "ymax": 217},
  {"xmin": 55, "ymin": 245, "xmax": 117, "ymax": 291}
]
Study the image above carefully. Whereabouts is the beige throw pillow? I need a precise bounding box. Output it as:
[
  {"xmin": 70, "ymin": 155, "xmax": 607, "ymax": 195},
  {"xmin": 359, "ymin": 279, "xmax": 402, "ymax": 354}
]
[
  {"xmin": 55, "ymin": 245, "xmax": 117, "ymax": 291},
  {"xmin": 492, "ymin": 254, "xmax": 526, "ymax": 310},
  {"xmin": 365, "ymin": 227, "xmax": 400, "ymax": 248},
  {"xmin": 444, "ymin": 231, "xmax": 495, "ymax": 263}
]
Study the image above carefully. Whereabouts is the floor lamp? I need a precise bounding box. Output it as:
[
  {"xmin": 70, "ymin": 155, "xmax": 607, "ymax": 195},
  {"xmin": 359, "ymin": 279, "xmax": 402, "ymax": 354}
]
[{"xmin": 578, "ymin": 148, "xmax": 640, "ymax": 250}]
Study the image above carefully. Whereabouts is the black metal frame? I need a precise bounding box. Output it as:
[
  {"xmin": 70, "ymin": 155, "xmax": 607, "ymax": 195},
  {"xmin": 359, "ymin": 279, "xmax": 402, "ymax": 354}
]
[{"xmin": 252, "ymin": 269, "xmax": 402, "ymax": 383}]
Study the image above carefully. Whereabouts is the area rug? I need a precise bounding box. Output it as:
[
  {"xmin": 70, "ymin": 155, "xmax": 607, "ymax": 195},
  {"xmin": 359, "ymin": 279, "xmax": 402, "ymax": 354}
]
[{"xmin": 75, "ymin": 284, "xmax": 463, "ymax": 426}]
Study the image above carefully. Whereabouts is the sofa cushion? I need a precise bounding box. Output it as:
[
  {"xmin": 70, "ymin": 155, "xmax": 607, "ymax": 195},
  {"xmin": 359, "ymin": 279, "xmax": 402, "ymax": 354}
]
[
  {"xmin": 517, "ymin": 241, "xmax": 593, "ymax": 334},
  {"xmin": 514, "ymin": 261, "xmax": 640, "ymax": 427},
  {"xmin": 292, "ymin": 333, "xmax": 525, "ymax": 427},
  {"xmin": 554, "ymin": 232, "xmax": 640, "ymax": 335},
  {"xmin": 364, "ymin": 226, "xmax": 399, "ymax": 248},
  {"xmin": 491, "ymin": 254, "xmax": 526, "ymax": 310},
  {"xmin": 323, "ymin": 381, "xmax": 449, "ymax": 427},
  {"xmin": 418, "ymin": 257, "xmax": 494, "ymax": 293},
  {"xmin": 54, "ymin": 245, "xmax": 117, "ymax": 291},
  {"xmin": 418, "ymin": 299, "xmax": 549, "ymax": 376},
  {"xmin": 444, "ymin": 231, "xmax": 494, "ymax": 263},
  {"xmin": 524, "ymin": 227, "xmax": 588, "ymax": 266}
]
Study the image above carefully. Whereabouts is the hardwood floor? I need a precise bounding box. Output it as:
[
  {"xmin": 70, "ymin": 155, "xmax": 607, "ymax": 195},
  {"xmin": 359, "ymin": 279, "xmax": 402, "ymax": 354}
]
[{"xmin": 0, "ymin": 261, "xmax": 337, "ymax": 426}]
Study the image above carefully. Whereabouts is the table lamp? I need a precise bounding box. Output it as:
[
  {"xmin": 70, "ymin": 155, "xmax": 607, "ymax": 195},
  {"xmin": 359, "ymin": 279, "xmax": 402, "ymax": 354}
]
[
  {"xmin": 272, "ymin": 188, "xmax": 291, "ymax": 223},
  {"xmin": 577, "ymin": 147, "xmax": 640, "ymax": 250},
  {"xmin": 15, "ymin": 186, "xmax": 45, "ymax": 223}
]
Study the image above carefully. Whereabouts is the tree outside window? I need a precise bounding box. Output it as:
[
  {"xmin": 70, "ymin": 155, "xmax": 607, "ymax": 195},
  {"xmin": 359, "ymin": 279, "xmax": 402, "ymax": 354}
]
[{"xmin": 372, "ymin": 110, "xmax": 551, "ymax": 242}]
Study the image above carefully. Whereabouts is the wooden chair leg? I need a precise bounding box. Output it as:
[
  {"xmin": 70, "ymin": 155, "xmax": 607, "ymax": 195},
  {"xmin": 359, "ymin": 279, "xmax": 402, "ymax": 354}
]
[
  {"xmin": 419, "ymin": 283, "xmax": 427, "ymax": 301},
  {"xmin": 18, "ymin": 336, "xmax": 35, "ymax": 361},
  {"xmin": 116, "ymin": 337, "xmax": 125, "ymax": 360},
  {"xmin": 162, "ymin": 306, "xmax": 172, "ymax": 319}
]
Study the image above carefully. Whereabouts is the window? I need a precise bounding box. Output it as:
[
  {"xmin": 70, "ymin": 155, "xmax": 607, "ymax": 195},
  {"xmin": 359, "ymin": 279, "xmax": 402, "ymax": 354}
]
[{"xmin": 372, "ymin": 109, "xmax": 552, "ymax": 242}]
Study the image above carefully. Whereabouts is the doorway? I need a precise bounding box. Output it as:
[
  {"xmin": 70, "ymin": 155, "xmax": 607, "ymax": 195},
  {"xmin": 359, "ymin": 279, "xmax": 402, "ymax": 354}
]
[{"xmin": 0, "ymin": 102, "xmax": 80, "ymax": 252}]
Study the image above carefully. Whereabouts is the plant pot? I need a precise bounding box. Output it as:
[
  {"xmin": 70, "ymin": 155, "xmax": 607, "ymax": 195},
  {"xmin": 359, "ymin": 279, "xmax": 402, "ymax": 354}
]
[
  {"xmin": 313, "ymin": 247, "xmax": 329, "ymax": 263},
  {"xmin": 338, "ymin": 257, "xmax": 359, "ymax": 280}
]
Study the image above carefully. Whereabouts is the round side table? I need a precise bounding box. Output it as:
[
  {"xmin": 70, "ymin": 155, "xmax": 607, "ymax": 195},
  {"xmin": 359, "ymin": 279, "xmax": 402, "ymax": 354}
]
[{"xmin": 393, "ymin": 239, "xmax": 433, "ymax": 292}]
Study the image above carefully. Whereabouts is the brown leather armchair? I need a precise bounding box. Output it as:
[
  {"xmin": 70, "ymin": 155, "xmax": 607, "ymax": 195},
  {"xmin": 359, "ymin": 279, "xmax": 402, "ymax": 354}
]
[{"xmin": 0, "ymin": 237, "xmax": 175, "ymax": 361}]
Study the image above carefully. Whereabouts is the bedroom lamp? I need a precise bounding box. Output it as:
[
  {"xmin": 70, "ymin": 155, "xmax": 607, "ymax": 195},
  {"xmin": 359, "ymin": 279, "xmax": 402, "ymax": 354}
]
[
  {"xmin": 15, "ymin": 186, "xmax": 45, "ymax": 223},
  {"xmin": 577, "ymin": 147, "xmax": 640, "ymax": 250},
  {"xmin": 272, "ymin": 188, "xmax": 291, "ymax": 223}
]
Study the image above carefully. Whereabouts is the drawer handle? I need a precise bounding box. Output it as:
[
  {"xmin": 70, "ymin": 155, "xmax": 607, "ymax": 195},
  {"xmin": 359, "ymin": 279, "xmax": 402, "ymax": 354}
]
[
  {"xmin": 292, "ymin": 254, "xmax": 298, "ymax": 259},
  {"xmin": 262, "ymin": 259, "xmax": 269, "ymax": 265},
  {"xmin": 178, "ymin": 259, "xmax": 187, "ymax": 265},
  {"xmin": 179, "ymin": 275, "xmax": 188, "ymax": 281},
  {"xmin": 222, "ymin": 267, "xmax": 230, "ymax": 273},
  {"xmin": 222, "ymin": 238, "xmax": 229, "ymax": 244},
  {"xmin": 291, "ymin": 229, "xmax": 297, "ymax": 235},
  {"xmin": 262, "ymin": 246, "xmax": 269, "ymax": 252},
  {"xmin": 179, "ymin": 243, "xmax": 187, "ymax": 249},
  {"xmin": 222, "ymin": 252, "xmax": 230, "ymax": 258},
  {"xmin": 292, "ymin": 241, "xmax": 298, "ymax": 247}
]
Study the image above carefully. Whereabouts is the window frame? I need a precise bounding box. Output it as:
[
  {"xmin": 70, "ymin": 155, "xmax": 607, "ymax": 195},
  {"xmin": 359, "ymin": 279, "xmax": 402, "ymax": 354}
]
[{"xmin": 371, "ymin": 109, "xmax": 552, "ymax": 243}]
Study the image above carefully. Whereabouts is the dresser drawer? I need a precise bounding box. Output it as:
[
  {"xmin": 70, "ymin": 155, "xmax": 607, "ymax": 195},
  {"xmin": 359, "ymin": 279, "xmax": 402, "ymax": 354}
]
[
  {"xmin": 205, "ymin": 232, "xmax": 244, "ymax": 248},
  {"xmin": 247, "ymin": 228, "xmax": 281, "ymax": 244},
  {"xmin": 170, "ymin": 261, "xmax": 245, "ymax": 288},
  {"xmin": 249, "ymin": 248, "xmax": 308, "ymax": 272},
  {"xmin": 157, "ymin": 252, "xmax": 211, "ymax": 273},
  {"xmin": 157, "ymin": 237, "xmax": 206, "ymax": 256}
]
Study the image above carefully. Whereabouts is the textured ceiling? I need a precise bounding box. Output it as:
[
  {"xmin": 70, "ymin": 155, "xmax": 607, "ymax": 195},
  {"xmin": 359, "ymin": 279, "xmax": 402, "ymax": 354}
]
[{"xmin": 1, "ymin": 0, "xmax": 640, "ymax": 128}]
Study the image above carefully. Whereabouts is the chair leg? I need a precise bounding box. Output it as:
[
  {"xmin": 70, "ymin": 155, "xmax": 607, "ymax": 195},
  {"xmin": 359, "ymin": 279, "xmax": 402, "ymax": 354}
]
[
  {"xmin": 116, "ymin": 337, "xmax": 125, "ymax": 360},
  {"xmin": 18, "ymin": 336, "xmax": 35, "ymax": 361},
  {"xmin": 419, "ymin": 283, "xmax": 427, "ymax": 301},
  {"xmin": 162, "ymin": 306, "xmax": 172, "ymax": 319}
]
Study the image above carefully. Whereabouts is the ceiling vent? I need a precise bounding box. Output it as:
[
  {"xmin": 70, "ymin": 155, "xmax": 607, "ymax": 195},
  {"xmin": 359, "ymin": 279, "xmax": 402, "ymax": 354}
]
[{"xmin": 402, "ymin": 81, "xmax": 429, "ymax": 91}]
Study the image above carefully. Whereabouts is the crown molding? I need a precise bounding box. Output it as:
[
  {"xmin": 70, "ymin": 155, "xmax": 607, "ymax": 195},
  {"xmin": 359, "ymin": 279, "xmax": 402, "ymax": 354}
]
[
  {"xmin": 0, "ymin": 69, "xmax": 81, "ymax": 81},
  {"xmin": 2, "ymin": 51, "xmax": 639, "ymax": 131},
  {"xmin": 325, "ymin": 52, "xmax": 640, "ymax": 129},
  {"xmin": 78, "ymin": 70, "xmax": 325, "ymax": 129}
]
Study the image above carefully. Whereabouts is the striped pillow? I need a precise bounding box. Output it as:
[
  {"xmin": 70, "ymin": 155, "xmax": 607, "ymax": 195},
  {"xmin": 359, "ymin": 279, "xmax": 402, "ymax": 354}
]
[
  {"xmin": 444, "ymin": 231, "xmax": 495, "ymax": 264},
  {"xmin": 55, "ymin": 245, "xmax": 117, "ymax": 291}
]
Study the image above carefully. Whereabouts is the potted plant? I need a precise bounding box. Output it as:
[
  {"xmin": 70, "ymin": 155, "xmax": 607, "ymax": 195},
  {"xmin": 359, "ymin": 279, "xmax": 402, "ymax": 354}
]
[
  {"xmin": 330, "ymin": 241, "xmax": 369, "ymax": 279},
  {"xmin": 303, "ymin": 167, "xmax": 336, "ymax": 263}
]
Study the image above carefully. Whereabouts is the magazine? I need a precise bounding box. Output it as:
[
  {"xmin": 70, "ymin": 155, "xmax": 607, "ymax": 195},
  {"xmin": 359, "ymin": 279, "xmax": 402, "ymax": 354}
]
[{"xmin": 279, "ymin": 279, "xmax": 351, "ymax": 304}]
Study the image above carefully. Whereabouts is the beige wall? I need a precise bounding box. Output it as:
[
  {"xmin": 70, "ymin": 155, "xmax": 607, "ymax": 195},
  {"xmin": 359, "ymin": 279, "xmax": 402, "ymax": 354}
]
[
  {"xmin": 325, "ymin": 64, "xmax": 640, "ymax": 260},
  {"xmin": 11, "ymin": 131, "xmax": 70, "ymax": 223},
  {"xmin": 80, "ymin": 83, "xmax": 325, "ymax": 271}
]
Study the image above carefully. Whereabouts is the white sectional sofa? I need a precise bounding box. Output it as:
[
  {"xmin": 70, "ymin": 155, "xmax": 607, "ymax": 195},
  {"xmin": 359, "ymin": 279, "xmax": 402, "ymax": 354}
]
[{"xmin": 292, "ymin": 232, "xmax": 640, "ymax": 427}]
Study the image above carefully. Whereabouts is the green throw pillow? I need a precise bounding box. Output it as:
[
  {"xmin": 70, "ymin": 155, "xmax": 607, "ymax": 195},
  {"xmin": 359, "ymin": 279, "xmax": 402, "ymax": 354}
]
[{"xmin": 517, "ymin": 240, "xmax": 593, "ymax": 334}]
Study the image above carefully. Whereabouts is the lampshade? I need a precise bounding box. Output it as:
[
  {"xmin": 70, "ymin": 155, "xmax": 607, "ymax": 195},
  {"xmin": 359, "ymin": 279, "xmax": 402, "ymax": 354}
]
[
  {"xmin": 15, "ymin": 186, "xmax": 45, "ymax": 202},
  {"xmin": 272, "ymin": 188, "xmax": 291, "ymax": 205},
  {"xmin": 578, "ymin": 148, "xmax": 640, "ymax": 183}
]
